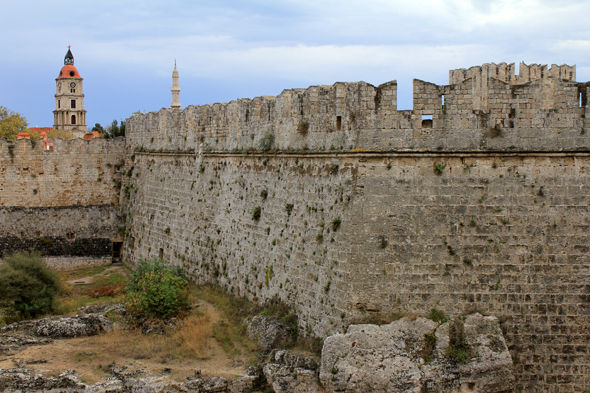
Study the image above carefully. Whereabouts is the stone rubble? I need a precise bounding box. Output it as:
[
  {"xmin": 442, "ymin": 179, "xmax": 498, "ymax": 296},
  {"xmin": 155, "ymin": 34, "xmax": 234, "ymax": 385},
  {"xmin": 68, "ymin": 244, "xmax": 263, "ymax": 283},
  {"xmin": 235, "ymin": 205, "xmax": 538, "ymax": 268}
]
[
  {"xmin": 247, "ymin": 315, "xmax": 295, "ymax": 351},
  {"xmin": 35, "ymin": 313, "xmax": 112, "ymax": 338}
]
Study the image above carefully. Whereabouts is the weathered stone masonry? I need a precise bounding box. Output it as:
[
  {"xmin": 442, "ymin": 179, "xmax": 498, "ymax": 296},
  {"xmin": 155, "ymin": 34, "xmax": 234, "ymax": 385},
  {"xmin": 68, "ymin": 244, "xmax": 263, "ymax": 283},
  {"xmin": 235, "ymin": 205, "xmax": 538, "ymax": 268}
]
[
  {"xmin": 0, "ymin": 137, "xmax": 125, "ymax": 268},
  {"xmin": 122, "ymin": 62, "xmax": 590, "ymax": 392}
]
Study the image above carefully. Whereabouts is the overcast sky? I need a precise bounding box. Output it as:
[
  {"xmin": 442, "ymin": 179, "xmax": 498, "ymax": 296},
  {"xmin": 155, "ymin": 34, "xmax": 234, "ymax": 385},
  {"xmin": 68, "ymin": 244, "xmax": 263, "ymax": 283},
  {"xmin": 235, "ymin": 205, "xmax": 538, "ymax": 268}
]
[{"xmin": 1, "ymin": 0, "xmax": 590, "ymax": 128}]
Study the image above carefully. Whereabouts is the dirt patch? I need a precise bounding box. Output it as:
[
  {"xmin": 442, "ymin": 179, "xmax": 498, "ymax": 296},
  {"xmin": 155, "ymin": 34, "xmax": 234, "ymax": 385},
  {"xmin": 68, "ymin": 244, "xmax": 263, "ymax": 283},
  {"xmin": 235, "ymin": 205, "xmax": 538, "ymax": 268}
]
[
  {"xmin": 0, "ymin": 301, "xmax": 256, "ymax": 385},
  {"xmin": 1, "ymin": 265, "xmax": 258, "ymax": 386}
]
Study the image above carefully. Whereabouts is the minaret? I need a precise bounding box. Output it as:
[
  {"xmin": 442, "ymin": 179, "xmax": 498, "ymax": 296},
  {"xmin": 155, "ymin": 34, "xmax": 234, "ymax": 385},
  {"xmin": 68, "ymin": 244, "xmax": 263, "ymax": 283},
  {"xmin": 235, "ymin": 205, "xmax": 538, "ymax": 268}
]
[
  {"xmin": 171, "ymin": 61, "xmax": 181, "ymax": 109},
  {"xmin": 53, "ymin": 46, "xmax": 88, "ymax": 138}
]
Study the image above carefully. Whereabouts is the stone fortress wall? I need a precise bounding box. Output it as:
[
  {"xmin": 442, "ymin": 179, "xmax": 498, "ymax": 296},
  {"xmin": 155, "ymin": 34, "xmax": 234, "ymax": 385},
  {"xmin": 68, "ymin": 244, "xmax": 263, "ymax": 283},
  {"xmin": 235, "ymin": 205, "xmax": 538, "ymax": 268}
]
[
  {"xmin": 121, "ymin": 62, "xmax": 590, "ymax": 392},
  {"xmin": 0, "ymin": 137, "xmax": 125, "ymax": 267}
]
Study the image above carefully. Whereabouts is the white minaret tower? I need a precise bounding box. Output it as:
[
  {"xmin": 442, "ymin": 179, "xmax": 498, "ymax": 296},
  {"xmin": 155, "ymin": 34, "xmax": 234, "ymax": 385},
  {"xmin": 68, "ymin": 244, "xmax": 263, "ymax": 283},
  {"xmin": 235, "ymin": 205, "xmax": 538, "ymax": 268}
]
[{"xmin": 171, "ymin": 61, "xmax": 181, "ymax": 109}]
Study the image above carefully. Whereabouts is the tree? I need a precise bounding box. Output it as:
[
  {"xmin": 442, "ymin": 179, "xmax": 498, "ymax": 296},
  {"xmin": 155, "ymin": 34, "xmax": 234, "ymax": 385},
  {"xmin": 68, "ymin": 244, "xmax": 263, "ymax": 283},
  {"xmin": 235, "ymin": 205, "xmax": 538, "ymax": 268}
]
[
  {"xmin": 100, "ymin": 119, "xmax": 126, "ymax": 139},
  {"xmin": 0, "ymin": 106, "xmax": 29, "ymax": 140},
  {"xmin": 91, "ymin": 123, "xmax": 105, "ymax": 134},
  {"xmin": 0, "ymin": 251, "xmax": 61, "ymax": 319}
]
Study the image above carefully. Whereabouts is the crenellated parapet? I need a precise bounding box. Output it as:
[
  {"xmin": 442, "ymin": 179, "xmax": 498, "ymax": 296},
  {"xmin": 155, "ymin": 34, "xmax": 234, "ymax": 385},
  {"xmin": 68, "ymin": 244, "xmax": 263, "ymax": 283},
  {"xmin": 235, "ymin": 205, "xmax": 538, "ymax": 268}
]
[{"xmin": 127, "ymin": 62, "xmax": 589, "ymax": 154}]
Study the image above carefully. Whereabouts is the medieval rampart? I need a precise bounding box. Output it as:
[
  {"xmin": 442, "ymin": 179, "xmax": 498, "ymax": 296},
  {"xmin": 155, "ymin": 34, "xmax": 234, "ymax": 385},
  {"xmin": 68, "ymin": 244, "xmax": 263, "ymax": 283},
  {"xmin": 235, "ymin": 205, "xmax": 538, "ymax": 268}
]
[
  {"xmin": 121, "ymin": 62, "xmax": 590, "ymax": 391},
  {"xmin": 0, "ymin": 137, "xmax": 125, "ymax": 266}
]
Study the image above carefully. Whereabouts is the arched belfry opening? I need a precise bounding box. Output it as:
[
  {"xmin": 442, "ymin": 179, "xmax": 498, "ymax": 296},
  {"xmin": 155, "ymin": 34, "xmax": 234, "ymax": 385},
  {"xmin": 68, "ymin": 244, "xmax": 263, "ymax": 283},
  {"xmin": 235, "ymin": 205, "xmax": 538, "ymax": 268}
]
[{"xmin": 71, "ymin": 115, "xmax": 76, "ymax": 125}]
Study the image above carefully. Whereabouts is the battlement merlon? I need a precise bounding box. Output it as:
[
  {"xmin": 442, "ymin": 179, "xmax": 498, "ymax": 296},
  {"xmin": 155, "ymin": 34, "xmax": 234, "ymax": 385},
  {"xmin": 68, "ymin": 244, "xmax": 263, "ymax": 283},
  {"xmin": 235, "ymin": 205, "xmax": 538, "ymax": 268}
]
[{"xmin": 449, "ymin": 62, "xmax": 576, "ymax": 86}]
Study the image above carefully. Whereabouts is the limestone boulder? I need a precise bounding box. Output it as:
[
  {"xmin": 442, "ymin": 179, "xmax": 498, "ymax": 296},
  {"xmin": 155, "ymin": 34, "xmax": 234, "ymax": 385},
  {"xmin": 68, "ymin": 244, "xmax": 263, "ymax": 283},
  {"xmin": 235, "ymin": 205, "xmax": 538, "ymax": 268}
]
[
  {"xmin": 263, "ymin": 349, "xmax": 323, "ymax": 393},
  {"xmin": 421, "ymin": 313, "xmax": 515, "ymax": 392},
  {"xmin": 35, "ymin": 313, "xmax": 112, "ymax": 338},
  {"xmin": 320, "ymin": 313, "xmax": 514, "ymax": 393},
  {"xmin": 320, "ymin": 317, "xmax": 438, "ymax": 393},
  {"xmin": 247, "ymin": 315, "xmax": 294, "ymax": 351}
]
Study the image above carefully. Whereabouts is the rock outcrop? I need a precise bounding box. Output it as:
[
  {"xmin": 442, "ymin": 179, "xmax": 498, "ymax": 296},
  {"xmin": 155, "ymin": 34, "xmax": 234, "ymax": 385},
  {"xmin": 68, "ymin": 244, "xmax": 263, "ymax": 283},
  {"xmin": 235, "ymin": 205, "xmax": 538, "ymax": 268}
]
[
  {"xmin": 320, "ymin": 313, "xmax": 515, "ymax": 393},
  {"xmin": 0, "ymin": 335, "xmax": 52, "ymax": 355},
  {"xmin": 0, "ymin": 368, "xmax": 84, "ymax": 392},
  {"xmin": 35, "ymin": 313, "xmax": 112, "ymax": 338},
  {"xmin": 263, "ymin": 349, "xmax": 323, "ymax": 393},
  {"xmin": 0, "ymin": 366, "xmax": 259, "ymax": 393},
  {"xmin": 247, "ymin": 315, "xmax": 294, "ymax": 351}
]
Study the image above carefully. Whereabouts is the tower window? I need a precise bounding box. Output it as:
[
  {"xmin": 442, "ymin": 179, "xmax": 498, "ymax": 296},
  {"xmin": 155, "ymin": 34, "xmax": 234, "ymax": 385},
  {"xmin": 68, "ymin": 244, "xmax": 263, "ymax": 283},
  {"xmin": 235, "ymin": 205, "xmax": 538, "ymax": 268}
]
[
  {"xmin": 336, "ymin": 116, "xmax": 342, "ymax": 131},
  {"xmin": 58, "ymin": 100, "xmax": 60, "ymax": 108},
  {"xmin": 69, "ymin": 71, "xmax": 75, "ymax": 77},
  {"xmin": 71, "ymin": 100, "xmax": 76, "ymax": 108},
  {"xmin": 70, "ymin": 89, "xmax": 75, "ymax": 93},
  {"xmin": 71, "ymin": 115, "xmax": 76, "ymax": 125}
]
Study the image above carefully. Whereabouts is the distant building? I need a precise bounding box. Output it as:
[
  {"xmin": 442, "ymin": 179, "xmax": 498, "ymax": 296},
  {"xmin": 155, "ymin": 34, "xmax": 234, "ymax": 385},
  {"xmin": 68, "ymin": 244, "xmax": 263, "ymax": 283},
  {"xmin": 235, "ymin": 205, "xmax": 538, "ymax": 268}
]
[
  {"xmin": 171, "ymin": 61, "xmax": 181, "ymax": 108},
  {"xmin": 53, "ymin": 47, "xmax": 87, "ymax": 138}
]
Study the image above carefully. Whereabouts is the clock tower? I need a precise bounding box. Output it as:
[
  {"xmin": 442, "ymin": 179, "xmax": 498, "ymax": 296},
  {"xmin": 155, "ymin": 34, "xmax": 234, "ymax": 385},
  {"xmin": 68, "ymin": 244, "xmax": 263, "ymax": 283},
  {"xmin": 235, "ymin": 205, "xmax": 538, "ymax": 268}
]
[{"xmin": 53, "ymin": 47, "xmax": 87, "ymax": 138}]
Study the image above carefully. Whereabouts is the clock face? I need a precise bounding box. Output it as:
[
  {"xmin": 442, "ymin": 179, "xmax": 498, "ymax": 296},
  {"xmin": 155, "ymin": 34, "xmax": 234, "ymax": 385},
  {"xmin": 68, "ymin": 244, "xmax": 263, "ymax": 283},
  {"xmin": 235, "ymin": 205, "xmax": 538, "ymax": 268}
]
[{"xmin": 70, "ymin": 82, "xmax": 76, "ymax": 88}]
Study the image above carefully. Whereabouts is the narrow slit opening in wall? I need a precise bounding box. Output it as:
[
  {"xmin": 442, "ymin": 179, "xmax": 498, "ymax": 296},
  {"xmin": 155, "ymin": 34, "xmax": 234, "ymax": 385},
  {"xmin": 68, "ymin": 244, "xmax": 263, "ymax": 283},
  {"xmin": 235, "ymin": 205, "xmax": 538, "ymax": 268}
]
[
  {"xmin": 112, "ymin": 241, "xmax": 123, "ymax": 262},
  {"xmin": 441, "ymin": 95, "xmax": 445, "ymax": 109},
  {"xmin": 336, "ymin": 116, "xmax": 342, "ymax": 131},
  {"xmin": 421, "ymin": 115, "xmax": 433, "ymax": 128},
  {"xmin": 159, "ymin": 248, "xmax": 164, "ymax": 259},
  {"xmin": 579, "ymin": 90, "xmax": 587, "ymax": 108}
]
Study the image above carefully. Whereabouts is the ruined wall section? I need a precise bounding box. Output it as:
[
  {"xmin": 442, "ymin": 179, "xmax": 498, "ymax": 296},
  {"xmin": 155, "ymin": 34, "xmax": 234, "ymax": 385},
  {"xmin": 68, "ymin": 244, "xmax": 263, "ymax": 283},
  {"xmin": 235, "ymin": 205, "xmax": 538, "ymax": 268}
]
[
  {"xmin": 0, "ymin": 138, "xmax": 125, "ymax": 263},
  {"xmin": 0, "ymin": 137, "xmax": 125, "ymax": 207},
  {"xmin": 0, "ymin": 205, "xmax": 120, "ymax": 261},
  {"xmin": 120, "ymin": 152, "xmax": 357, "ymax": 335}
]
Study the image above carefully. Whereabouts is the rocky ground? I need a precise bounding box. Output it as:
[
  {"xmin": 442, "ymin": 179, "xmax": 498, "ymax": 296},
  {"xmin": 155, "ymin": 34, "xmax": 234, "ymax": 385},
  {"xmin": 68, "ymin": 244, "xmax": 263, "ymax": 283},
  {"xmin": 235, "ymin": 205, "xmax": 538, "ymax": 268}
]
[
  {"xmin": 0, "ymin": 302, "xmax": 260, "ymax": 392},
  {"xmin": 0, "ymin": 272, "xmax": 516, "ymax": 393}
]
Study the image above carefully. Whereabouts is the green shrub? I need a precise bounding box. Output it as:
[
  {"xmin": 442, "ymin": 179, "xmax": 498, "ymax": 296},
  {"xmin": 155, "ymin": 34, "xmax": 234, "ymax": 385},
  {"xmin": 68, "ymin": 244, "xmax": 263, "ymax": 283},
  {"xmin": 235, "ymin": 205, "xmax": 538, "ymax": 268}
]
[
  {"xmin": 0, "ymin": 251, "xmax": 60, "ymax": 318},
  {"xmin": 433, "ymin": 163, "xmax": 445, "ymax": 175},
  {"xmin": 429, "ymin": 307, "xmax": 449, "ymax": 323},
  {"xmin": 125, "ymin": 259, "xmax": 189, "ymax": 319},
  {"xmin": 252, "ymin": 206, "xmax": 262, "ymax": 220},
  {"xmin": 332, "ymin": 217, "xmax": 341, "ymax": 231},
  {"xmin": 258, "ymin": 133, "xmax": 275, "ymax": 151}
]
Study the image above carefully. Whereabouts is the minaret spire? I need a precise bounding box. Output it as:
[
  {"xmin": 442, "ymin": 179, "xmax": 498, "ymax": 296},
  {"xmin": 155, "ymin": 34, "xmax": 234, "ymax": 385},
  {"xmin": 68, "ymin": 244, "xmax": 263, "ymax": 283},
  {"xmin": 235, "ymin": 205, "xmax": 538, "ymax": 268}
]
[{"xmin": 171, "ymin": 61, "xmax": 181, "ymax": 109}]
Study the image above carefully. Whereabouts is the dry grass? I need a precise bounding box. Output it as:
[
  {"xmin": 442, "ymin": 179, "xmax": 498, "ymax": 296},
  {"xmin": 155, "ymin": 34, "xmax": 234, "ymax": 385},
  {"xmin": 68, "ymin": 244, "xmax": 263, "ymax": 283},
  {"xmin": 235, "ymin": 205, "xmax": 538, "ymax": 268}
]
[{"xmin": 96, "ymin": 313, "xmax": 212, "ymax": 361}]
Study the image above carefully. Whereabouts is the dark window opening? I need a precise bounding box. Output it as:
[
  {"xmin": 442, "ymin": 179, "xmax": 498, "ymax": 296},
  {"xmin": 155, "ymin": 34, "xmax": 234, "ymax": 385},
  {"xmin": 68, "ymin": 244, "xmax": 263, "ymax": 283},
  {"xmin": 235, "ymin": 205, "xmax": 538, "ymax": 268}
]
[
  {"xmin": 66, "ymin": 232, "xmax": 75, "ymax": 240},
  {"xmin": 336, "ymin": 116, "xmax": 342, "ymax": 131},
  {"xmin": 69, "ymin": 71, "xmax": 75, "ymax": 77},
  {"xmin": 71, "ymin": 100, "xmax": 76, "ymax": 109},
  {"xmin": 58, "ymin": 100, "xmax": 60, "ymax": 108},
  {"xmin": 421, "ymin": 114, "xmax": 433, "ymax": 128},
  {"xmin": 579, "ymin": 89, "xmax": 587, "ymax": 108},
  {"xmin": 112, "ymin": 242, "xmax": 123, "ymax": 262},
  {"xmin": 159, "ymin": 248, "xmax": 164, "ymax": 259},
  {"xmin": 71, "ymin": 115, "xmax": 76, "ymax": 125}
]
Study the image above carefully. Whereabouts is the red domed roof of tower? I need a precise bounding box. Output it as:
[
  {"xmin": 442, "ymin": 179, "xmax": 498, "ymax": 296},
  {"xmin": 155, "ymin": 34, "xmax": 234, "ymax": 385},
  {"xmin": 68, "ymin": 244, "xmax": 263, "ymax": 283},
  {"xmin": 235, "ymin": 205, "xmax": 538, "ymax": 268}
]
[
  {"xmin": 58, "ymin": 64, "xmax": 81, "ymax": 79},
  {"xmin": 57, "ymin": 47, "xmax": 81, "ymax": 78}
]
